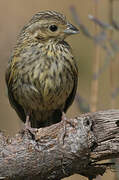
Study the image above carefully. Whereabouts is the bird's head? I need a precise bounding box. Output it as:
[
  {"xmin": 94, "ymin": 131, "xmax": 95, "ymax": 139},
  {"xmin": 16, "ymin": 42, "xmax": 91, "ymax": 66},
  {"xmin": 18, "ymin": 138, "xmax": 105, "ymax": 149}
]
[{"xmin": 22, "ymin": 10, "xmax": 79, "ymax": 42}]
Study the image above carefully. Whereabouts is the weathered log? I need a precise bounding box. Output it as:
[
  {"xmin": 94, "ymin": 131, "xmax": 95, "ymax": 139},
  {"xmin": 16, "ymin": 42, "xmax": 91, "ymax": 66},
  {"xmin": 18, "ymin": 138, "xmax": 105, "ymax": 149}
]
[{"xmin": 0, "ymin": 109, "xmax": 119, "ymax": 180}]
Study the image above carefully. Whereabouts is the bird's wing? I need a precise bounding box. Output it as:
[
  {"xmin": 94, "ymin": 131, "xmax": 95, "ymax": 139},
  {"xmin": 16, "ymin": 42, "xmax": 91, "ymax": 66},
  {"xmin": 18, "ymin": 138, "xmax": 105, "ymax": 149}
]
[
  {"xmin": 64, "ymin": 60, "xmax": 78, "ymax": 113},
  {"xmin": 5, "ymin": 57, "xmax": 26, "ymax": 122}
]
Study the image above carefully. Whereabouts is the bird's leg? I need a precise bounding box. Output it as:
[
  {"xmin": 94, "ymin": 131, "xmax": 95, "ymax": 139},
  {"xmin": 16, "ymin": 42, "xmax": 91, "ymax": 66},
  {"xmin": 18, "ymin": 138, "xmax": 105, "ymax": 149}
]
[
  {"xmin": 61, "ymin": 112, "xmax": 67, "ymax": 123},
  {"xmin": 24, "ymin": 112, "xmax": 38, "ymax": 134},
  {"xmin": 25, "ymin": 114, "xmax": 31, "ymax": 129},
  {"xmin": 61, "ymin": 112, "xmax": 67, "ymax": 144}
]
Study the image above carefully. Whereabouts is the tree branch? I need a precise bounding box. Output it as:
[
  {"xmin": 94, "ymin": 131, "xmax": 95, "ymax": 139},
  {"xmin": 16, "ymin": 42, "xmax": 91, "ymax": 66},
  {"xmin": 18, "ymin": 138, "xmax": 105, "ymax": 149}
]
[{"xmin": 0, "ymin": 109, "xmax": 119, "ymax": 180}]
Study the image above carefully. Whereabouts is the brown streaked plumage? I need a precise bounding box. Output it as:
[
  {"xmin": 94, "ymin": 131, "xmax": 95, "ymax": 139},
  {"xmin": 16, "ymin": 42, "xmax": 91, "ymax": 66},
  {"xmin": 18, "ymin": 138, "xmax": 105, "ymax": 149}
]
[{"xmin": 5, "ymin": 10, "xmax": 79, "ymax": 128}]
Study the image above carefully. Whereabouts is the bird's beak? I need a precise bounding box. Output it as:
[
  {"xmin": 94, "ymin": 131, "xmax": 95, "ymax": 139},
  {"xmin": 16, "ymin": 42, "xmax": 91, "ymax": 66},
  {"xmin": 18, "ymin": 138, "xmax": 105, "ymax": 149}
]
[{"xmin": 64, "ymin": 23, "xmax": 79, "ymax": 35}]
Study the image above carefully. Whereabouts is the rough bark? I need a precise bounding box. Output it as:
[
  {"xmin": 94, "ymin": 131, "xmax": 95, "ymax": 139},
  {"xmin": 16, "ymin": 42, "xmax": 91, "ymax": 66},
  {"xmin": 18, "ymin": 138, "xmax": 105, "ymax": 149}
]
[{"xmin": 0, "ymin": 109, "xmax": 119, "ymax": 180}]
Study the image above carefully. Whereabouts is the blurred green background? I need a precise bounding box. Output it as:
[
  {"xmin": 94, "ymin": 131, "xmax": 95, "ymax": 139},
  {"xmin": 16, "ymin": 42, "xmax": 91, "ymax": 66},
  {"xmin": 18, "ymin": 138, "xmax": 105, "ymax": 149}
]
[{"xmin": 1, "ymin": 0, "xmax": 119, "ymax": 179}]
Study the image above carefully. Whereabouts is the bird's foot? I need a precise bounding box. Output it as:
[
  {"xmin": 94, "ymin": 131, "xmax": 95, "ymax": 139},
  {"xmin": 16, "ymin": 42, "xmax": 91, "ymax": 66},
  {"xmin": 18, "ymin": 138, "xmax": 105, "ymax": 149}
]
[
  {"xmin": 61, "ymin": 112, "xmax": 76, "ymax": 145},
  {"xmin": 61, "ymin": 112, "xmax": 77, "ymax": 143},
  {"xmin": 61, "ymin": 112, "xmax": 75, "ymax": 128},
  {"xmin": 24, "ymin": 114, "xmax": 38, "ymax": 135}
]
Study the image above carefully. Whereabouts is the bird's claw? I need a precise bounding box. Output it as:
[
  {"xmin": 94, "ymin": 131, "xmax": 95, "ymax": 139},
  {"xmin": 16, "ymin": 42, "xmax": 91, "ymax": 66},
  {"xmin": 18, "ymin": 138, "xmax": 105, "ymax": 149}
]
[{"xmin": 24, "ymin": 114, "xmax": 38, "ymax": 135}]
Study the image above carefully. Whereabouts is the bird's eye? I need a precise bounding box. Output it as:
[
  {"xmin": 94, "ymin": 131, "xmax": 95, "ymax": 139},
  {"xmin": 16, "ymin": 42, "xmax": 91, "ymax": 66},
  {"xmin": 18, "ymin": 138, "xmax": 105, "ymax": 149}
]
[{"xmin": 49, "ymin": 25, "xmax": 58, "ymax": 32}]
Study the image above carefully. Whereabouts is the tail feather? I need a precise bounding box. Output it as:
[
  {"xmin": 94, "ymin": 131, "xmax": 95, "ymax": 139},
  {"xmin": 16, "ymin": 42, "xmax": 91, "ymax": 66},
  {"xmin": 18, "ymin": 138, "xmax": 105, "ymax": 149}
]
[{"xmin": 30, "ymin": 109, "xmax": 62, "ymax": 128}]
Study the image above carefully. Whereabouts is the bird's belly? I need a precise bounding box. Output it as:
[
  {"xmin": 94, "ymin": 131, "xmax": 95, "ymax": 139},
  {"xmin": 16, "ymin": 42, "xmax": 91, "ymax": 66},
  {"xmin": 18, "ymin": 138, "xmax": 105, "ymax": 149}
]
[
  {"xmin": 39, "ymin": 70, "xmax": 74, "ymax": 110},
  {"xmin": 43, "ymin": 79, "xmax": 72, "ymax": 109},
  {"xmin": 13, "ymin": 69, "xmax": 74, "ymax": 112}
]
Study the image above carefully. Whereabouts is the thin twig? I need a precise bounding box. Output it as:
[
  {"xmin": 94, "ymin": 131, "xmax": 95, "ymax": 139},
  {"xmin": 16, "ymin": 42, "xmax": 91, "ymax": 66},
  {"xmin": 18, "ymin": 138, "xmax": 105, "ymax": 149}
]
[
  {"xmin": 109, "ymin": 0, "xmax": 116, "ymax": 108},
  {"xmin": 90, "ymin": 0, "xmax": 100, "ymax": 112}
]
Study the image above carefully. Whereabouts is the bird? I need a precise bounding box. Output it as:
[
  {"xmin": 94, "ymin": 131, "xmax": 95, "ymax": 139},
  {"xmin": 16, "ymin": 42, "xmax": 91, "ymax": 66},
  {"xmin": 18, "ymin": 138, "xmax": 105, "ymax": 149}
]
[{"xmin": 5, "ymin": 10, "xmax": 79, "ymax": 128}]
